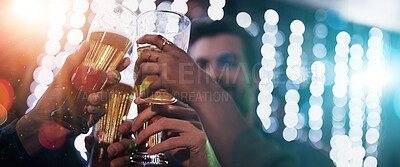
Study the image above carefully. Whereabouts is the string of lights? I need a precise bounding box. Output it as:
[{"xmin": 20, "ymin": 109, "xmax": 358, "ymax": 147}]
[
  {"xmin": 283, "ymin": 19, "xmax": 305, "ymax": 142},
  {"xmin": 257, "ymin": 9, "xmax": 279, "ymax": 133},
  {"xmin": 330, "ymin": 31, "xmax": 351, "ymax": 166},
  {"xmin": 307, "ymin": 10, "xmax": 328, "ymax": 146}
]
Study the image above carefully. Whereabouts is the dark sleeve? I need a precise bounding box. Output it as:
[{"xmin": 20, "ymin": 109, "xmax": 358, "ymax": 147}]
[
  {"xmin": 0, "ymin": 119, "xmax": 32, "ymax": 166},
  {"xmin": 229, "ymin": 127, "xmax": 298, "ymax": 167}
]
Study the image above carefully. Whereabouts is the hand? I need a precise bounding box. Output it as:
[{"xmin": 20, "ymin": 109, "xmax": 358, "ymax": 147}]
[
  {"xmin": 107, "ymin": 99, "xmax": 208, "ymax": 167},
  {"xmin": 16, "ymin": 42, "xmax": 131, "ymax": 155},
  {"xmin": 135, "ymin": 35, "xmax": 214, "ymax": 103}
]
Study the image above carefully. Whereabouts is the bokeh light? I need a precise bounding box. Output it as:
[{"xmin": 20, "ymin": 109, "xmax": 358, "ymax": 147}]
[
  {"xmin": 38, "ymin": 121, "xmax": 67, "ymax": 150},
  {"xmin": 290, "ymin": 20, "xmax": 305, "ymax": 36},
  {"xmin": 73, "ymin": 0, "xmax": 89, "ymax": 13},
  {"xmin": 139, "ymin": 0, "xmax": 156, "ymax": 13},
  {"xmin": 171, "ymin": 1, "xmax": 188, "ymax": 14},
  {"xmin": 236, "ymin": 12, "xmax": 252, "ymax": 28},
  {"xmin": 34, "ymin": 84, "xmax": 48, "ymax": 98},
  {"xmin": 0, "ymin": 104, "xmax": 7, "ymax": 126},
  {"xmin": 313, "ymin": 43, "xmax": 327, "ymax": 58},
  {"xmin": 49, "ymin": 0, "xmax": 70, "ymax": 14},
  {"xmin": 283, "ymin": 127, "xmax": 297, "ymax": 141},
  {"xmin": 364, "ymin": 156, "xmax": 378, "ymax": 167},
  {"xmin": 26, "ymin": 94, "xmax": 38, "ymax": 108},
  {"xmin": 157, "ymin": 1, "xmax": 171, "ymax": 10},
  {"xmin": 50, "ymin": 13, "xmax": 66, "ymax": 27},
  {"xmin": 210, "ymin": 0, "xmax": 226, "ymax": 7},
  {"xmin": 123, "ymin": 0, "xmax": 139, "ymax": 12},
  {"xmin": 207, "ymin": 6, "xmax": 224, "ymax": 21},
  {"xmin": 0, "ymin": 79, "xmax": 14, "ymax": 110},
  {"xmin": 67, "ymin": 29, "xmax": 84, "ymax": 45},
  {"xmin": 264, "ymin": 9, "xmax": 279, "ymax": 25},
  {"xmin": 45, "ymin": 40, "xmax": 61, "ymax": 55},
  {"xmin": 70, "ymin": 13, "xmax": 86, "ymax": 28},
  {"xmin": 41, "ymin": 55, "xmax": 57, "ymax": 70},
  {"xmin": 48, "ymin": 27, "xmax": 64, "ymax": 41}
]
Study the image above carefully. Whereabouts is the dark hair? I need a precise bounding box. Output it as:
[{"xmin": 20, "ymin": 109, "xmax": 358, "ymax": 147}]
[{"xmin": 189, "ymin": 19, "xmax": 261, "ymax": 75}]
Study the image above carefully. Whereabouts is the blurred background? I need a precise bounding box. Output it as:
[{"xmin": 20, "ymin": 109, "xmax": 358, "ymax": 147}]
[{"xmin": 0, "ymin": 0, "xmax": 400, "ymax": 166}]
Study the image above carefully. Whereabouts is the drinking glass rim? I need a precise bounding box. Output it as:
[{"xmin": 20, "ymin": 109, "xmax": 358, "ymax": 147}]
[{"xmin": 137, "ymin": 10, "xmax": 191, "ymax": 34}]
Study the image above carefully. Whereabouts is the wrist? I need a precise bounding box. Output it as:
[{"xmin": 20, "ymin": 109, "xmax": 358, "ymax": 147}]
[{"xmin": 16, "ymin": 113, "xmax": 46, "ymax": 156}]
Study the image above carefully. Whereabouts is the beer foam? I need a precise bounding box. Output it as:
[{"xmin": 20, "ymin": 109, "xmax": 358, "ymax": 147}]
[{"xmin": 90, "ymin": 28, "xmax": 133, "ymax": 40}]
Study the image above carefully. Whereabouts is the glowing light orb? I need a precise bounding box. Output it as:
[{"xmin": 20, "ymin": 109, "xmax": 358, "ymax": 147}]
[
  {"xmin": 73, "ymin": 0, "xmax": 89, "ymax": 13},
  {"xmin": 210, "ymin": 0, "xmax": 226, "ymax": 7},
  {"xmin": 236, "ymin": 12, "xmax": 251, "ymax": 28},
  {"xmin": 0, "ymin": 79, "xmax": 14, "ymax": 110},
  {"xmin": 171, "ymin": 1, "xmax": 188, "ymax": 14},
  {"xmin": 48, "ymin": 27, "xmax": 64, "ymax": 41},
  {"xmin": 38, "ymin": 121, "xmax": 67, "ymax": 150},
  {"xmin": 290, "ymin": 20, "xmax": 305, "ymax": 36},
  {"xmin": 67, "ymin": 29, "xmax": 84, "ymax": 45},
  {"xmin": 70, "ymin": 13, "xmax": 86, "ymax": 28},
  {"xmin": 264, "ymin": 9, "xmax": 279, "ymax": 25},
  {"xmin": 0, "ymin": 104, "xmax": 7, "ymax": 126},
  {"xmin": 207, "ymin": 6, "xmax": 224, "ymax": 21},
  {"xmin": 45, "ymin": 40, "xmax": 61, "ymax": 55},
  {"xmin": 364, "ymin": 156, "xmax": 378, "ymax": 167},
  {"xmin": 41, "ymin": 55, "xmax": 57, "ymax": 70},
  {"xmin": 283, "ymin": 127, "xmax": 297, "ymax": 141},
  {"xmin": 139, "ymin": 0, "xmax": 156, "ymax": 13},
  {"xmin": 123, "ymin": 0, "xmax": 139, "ymax": 12}
]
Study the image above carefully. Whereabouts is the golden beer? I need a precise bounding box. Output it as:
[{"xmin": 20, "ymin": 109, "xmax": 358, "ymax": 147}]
[
  {"xmin": 85, "ymin": 31, "xmax": 132, "ymax": 72},
  {"xmin": 72, "ymin": 31, "xmax": 133, "ymax": 93},
  {"xmin": 88, "ymin": 83, "xmax": 134, "ymax": 167},
  {"xmin": 131, "ymin": 79, "xmax": 168, "ymax": 165},
  {"xmin": 136, "ymin": 46, "xmax": 176, "ymax": 104},
  {"xmin": 53, "ymin": 31, "xmax": 133, "ymax": 134}
]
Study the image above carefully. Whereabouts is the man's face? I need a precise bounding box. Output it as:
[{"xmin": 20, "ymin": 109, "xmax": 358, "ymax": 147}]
[{"xmin": 189, "ymin": 34, "xmax": 250, "ymax": 104}]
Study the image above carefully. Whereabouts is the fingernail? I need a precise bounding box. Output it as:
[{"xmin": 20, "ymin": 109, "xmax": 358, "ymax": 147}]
[{"xmin": 113, "ymin": 71, "xmax": 121, "ymax": 81}]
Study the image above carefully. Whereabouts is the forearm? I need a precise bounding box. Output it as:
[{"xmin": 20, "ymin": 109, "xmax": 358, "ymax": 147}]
[
  {"xmin": 189, "ymin": 80, "xmax": 250, "ymax": 166},
  {"xmin": 16, "ymin": 114, "xmax": 45, "ymax": 156},
  {"xmin": 0, "ymin": 119, "xmax": 32, "ymax": 166}
]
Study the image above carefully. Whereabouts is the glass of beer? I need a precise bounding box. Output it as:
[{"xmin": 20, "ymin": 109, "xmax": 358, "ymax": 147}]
[
  {"xmin": 131, "ymin": 10, "xmax": 191, "ymax": 166},
  {"xmin": 88, "ymin": 83, "xmax": 134, "ymax": 167},
  {"xmin": 136, "ymin": 10, "xmax": 191, "ymax": 105},
  {"xmin": 51, "ymin": 2, "xmax": 136, "ymax": 134}
]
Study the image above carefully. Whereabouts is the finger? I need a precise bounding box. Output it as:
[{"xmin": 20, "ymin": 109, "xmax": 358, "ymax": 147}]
[
  {"xmin": 173, "ymin": 100, "xmax": 191, "ymax": 108},
  {"xmin": 138, "ymin": 78, "xmax": 163, "ymax": 99},
  {"xmin": 134, "ymin": 97, "xmax": 146, "ymax": 105},
  {"xmin": 108, "ymin": 138, "xmax": 135, "ymax": 157},
  {"xmin": 110, "ymin": 155, "xmax": 130, "ymax": 167},
  {"xmin": 85, "ymin": 136, "xmax": 95, "ymax": 152},
  {"xmin": 151, "ymin": 104, "xmax": 198, "ymax": 121},
  {"xmin": 88, "ymin": 91, "xmax": 110, "ymax": 105},
  {"xmin": 147, "ymin": 136, "xmax": 189, "ymax": 155},
  {"xmin": 135, "ymin": 63, "xmax": 161, "ymax": 85},
  {"xmin": 60, "ymin": 41, "xmax": 90, "ymax": 76},
  {"xmin": 136, "ymin": 34, "xmax": 177, "ymax": 52},
  {"xmin": 131, "ymin": 106, "xmax": 157, "ymax": 132},
  {"xmin": 87, "ymin": 105, "xmax": 106, "ymax": 127},
  {"xmin": 135, "ymin": 118, "xmax": 193, "ymax": 144},
  {"xmin": 117, "ymin": 57, "xmax": 131, "ymax": 72},
  {"xmin": 87, "ymin": 105, "xmax": 105, "ymax": 115},
  {"xmin": 134, "ymin": 49, "xmax": 165, "ymax": 72},
  {"xmin": 118, "ymin": 120, "xmax": 134, "ymax": 134},
  {"xmin": 106, "ymin": 70, "xmax": 122, "ymax": 85},
  {"xmin": 190, "ymin": 121, "xmax": 203, "ymax": 130}
]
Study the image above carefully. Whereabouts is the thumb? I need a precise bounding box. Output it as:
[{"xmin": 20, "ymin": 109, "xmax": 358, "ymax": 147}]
[{"xmin": 60, "ymin": 41, "xmax": 90, "ymax": 76}]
